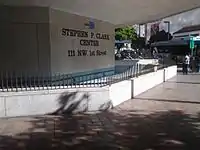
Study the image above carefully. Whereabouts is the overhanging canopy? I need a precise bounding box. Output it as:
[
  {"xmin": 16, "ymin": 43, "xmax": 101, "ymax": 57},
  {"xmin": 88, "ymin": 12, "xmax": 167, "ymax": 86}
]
[
  {"xmin": 151, "ymin": 40, "xmax": 188, "ymax": 47},
  {"xmin": 1, "ymin": 0, "xmax": 200, "ymax": 26}
]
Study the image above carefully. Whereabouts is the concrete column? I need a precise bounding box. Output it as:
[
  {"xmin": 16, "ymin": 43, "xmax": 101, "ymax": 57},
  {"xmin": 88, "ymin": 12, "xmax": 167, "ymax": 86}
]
[
  {"xmin": 138, "ymin": 24, "xmax": 141, "ymax": 38},
  {"xmin": 144, "ymin": 23, "xmax": 148, "ymax": 44}
]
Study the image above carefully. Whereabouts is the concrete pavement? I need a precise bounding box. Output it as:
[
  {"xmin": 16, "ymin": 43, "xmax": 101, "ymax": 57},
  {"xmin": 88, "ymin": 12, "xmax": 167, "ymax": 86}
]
[{"xmin": 1, "ymin": 74, "xmax": 200, "ymax": 150}]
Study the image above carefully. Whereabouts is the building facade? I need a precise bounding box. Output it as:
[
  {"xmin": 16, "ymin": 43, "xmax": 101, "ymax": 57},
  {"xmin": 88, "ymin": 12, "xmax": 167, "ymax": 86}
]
[
  {"xmin": 173, "ymin": 24, "xmax": 200, "ymax": 39},
  {"xmin": 0, "ymin": 6, "xmax": 115, "ymax": 77},
  {"xmin": 146, "ymin": 8, "xmax": 200, "ymax": 41}
]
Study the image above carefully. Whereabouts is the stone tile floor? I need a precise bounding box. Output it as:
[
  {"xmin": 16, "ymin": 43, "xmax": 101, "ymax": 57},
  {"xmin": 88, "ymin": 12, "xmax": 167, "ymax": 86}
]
[{"xmin": 1, "ymin": 74, "xmax": 200, "ymax": 150}]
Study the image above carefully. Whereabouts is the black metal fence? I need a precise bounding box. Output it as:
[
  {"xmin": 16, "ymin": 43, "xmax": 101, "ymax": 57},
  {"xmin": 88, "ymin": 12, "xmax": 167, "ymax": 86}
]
[{"xmin": 0, "ymin": 64, "xmax": 164, "ymax": 92}]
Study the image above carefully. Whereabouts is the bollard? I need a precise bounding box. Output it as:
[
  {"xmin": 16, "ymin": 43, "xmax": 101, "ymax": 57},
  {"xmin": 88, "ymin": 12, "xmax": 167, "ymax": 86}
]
[
  {"xmin": 154, "ymin": 65, "xmax": 158, "ymax": 72},
  {"xmin": 198, "ymin": 63, "xmax": 200, "ymax": 73},
  {"xmin": 163, "ymin": 68, "xmax": 166, "ymax": 82}
]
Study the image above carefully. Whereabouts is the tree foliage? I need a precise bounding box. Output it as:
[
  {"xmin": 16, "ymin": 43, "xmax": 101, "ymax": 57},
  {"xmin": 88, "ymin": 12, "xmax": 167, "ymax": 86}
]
[{"xmin": 115, "ymin": 26, "xmax": 137, "ymax": 41}]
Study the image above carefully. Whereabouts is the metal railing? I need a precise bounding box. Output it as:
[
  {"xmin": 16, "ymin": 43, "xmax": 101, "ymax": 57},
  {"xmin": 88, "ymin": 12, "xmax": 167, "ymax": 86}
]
[{"xmin": 0, "ymin": 64, "xmax": 164, "ymax": 92}]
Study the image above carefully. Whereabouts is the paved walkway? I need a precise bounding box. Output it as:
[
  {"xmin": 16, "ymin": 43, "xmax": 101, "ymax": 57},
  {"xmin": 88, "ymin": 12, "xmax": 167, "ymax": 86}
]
[{"xmin": 1, "ymin": 74, "xmax": 200, "ymax": 150}]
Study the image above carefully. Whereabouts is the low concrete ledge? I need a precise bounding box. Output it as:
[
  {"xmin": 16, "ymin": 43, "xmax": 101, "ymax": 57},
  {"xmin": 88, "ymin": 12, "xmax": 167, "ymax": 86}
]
[
  {"xmin": 0, "ymin": 87, "xmax": 110, "ymax": 118},
  {"xmin": 0, "ymin": 66, "xmax": 177, "ymax": 118},
  {"xmin": 109, "ymin": 80, "xmax": 132, "ymax": 106},
  {"xmin": 164, "ymin": 65, "xmax": 177, "ymax": 81},
  {"xmin": 109, "ymin": 65, "xmax": 177, "ymax": 107},
  {"xmin": 132, "ymin": 69, "xmax": 164, "ymax": 97}
]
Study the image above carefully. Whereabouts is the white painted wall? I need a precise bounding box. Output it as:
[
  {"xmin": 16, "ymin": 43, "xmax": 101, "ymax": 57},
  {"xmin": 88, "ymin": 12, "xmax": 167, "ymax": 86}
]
[
  {"xmin": 109, "ymin": 80, "xmax": 132, "ymax": 106},
  {"xmin": 49, "ymin": 8, "xmax": 115, "ymax": 75},
  {"xmin": 164, "ymin": 66, "xmax": 178, "ymax": 81},
  {"xmin": 110, "ymin": 65, "xmax": 177, "ymax": 107},
  {"xmin": 132, "ymin": 70, "xmax": 164, "ymax": 97}
]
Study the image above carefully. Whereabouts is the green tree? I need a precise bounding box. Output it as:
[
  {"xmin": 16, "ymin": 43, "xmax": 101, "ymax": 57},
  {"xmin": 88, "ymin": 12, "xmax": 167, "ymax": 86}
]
[{"xmin": 115, "ymin": 26, "xmax": 137, "ymax": 41}]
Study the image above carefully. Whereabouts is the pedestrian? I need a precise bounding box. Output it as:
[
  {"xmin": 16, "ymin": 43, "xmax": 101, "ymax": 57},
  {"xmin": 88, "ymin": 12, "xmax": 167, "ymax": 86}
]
[
  {"xmin": 152, "ymin": 47, "xmax": 158, "ymax": 59},
  {"xmin": 183, "ymin": 54, "xmax": 190, "ymax": 74}
]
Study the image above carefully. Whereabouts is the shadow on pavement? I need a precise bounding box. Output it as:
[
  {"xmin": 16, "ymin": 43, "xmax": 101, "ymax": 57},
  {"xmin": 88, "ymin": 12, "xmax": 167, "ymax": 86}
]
[
  {"xmin": 1, "ymin": 109, "xmax": 200, "ymax": 150},
  {"xmin": 134, "ymin": 97, "xmax": 200, "ymax": 105},
  {"xmin": 167, "ymin": 81, "xmax": 200, "ymax": 85}
]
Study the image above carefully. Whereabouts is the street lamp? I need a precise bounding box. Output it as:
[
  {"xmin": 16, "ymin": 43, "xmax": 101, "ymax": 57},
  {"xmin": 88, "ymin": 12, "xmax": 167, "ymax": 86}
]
[{"xmin": 164, "ymin": 21, "xmax": 170, "ymax": 40}]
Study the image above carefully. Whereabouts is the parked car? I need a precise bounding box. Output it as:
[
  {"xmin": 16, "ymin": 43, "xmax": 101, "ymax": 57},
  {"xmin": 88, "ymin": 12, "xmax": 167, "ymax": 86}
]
[{"xmin": 120, "ymin": 50, "xmax": 136, "ymax": 59}]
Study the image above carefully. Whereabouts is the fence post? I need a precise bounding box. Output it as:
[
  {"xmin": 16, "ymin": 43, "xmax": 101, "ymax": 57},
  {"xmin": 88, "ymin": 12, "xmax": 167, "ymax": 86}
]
[
  {"xmin": 59, "ymin": 73, "xmax": 61, "ymax": 88},
  {"xmin": 163, "ymin": 68, "xmax": 166, "ymax": 82},
  {"xmin": 1, "ymin": 72, "xmax": 4, "ymax": 92},
  {"xmin": 42, "ymin": 73, "xmax": 45, "ymax": 90},
  {"xmin": 6, "ymin": 71, "xmax": 8, "ymax": 91},
  {"xmin": 138, "ymin": 63, "xmax": 141, "ymax": 76},
  {"xmin": 136, "ymin": 63, "xmax": 139, "ymax": 77},
  {"xmin": 29, "ymin": 74, "xmax": 32, "ymax": 91},
  {"xmin": 15, "ymin": 72, "xmax": 18, "ymax": 92},
  {"xmin": 131, "ymin": 79, "xmax": 134, "ymax": 99},
  {"xmin": 20, "ymin": 73, "xmax": 23, "ymax": 90},
  {"xmin": 62, "ymin": 74, "xmax": 65, "ymax": 89},
  {"xmin": 10, "ymin": 72, "xmax": 13, "ymax": 91},
  {"xmin": 25, "ymin": 72, "xmax": 28, "ymax": 91},
  {"xmin": 33, "ymin": 74, "xmax": 36, "ymax": 90}
]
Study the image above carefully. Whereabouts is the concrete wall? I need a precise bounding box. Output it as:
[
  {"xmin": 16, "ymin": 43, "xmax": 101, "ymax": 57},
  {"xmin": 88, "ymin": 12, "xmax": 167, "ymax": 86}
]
[
  {"xmin": 0, "ymin": 6, "xmax": 115, "ymax": 76},
  {"xmin": 132, "ymin": 66, "xmax": 177, "ymax": 97},
  {"xmin": 0, "ymin": 65, "xmax": 177, "ymax": 118},
  {"xmin": 109, "ymin": 80, "xmax": 132, "ymax": 106},
  {"xmin": 109, "ymin": 65, "xmax": 177, "ymax": 107},
  {"xmin": 0, "ymin": 87, "xmax": 110, "ymax": 117},
  {"xmin": 164, "ymin": 65, "xmax": 177, "ymax": 81},
  {"xmin": 0, "ymin": 6, "xmax": 49, "ymax": 23},
  {"xmin": 132, "ymin": 69, "xmax": 164, "ymax": 97},
  {"xmin": 0, "ymin": 6, "xmax": 51, "ymax": 75},
  {"xmin": 49, "ymin": 8, "xmax": 115, "ymax": 75}
]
